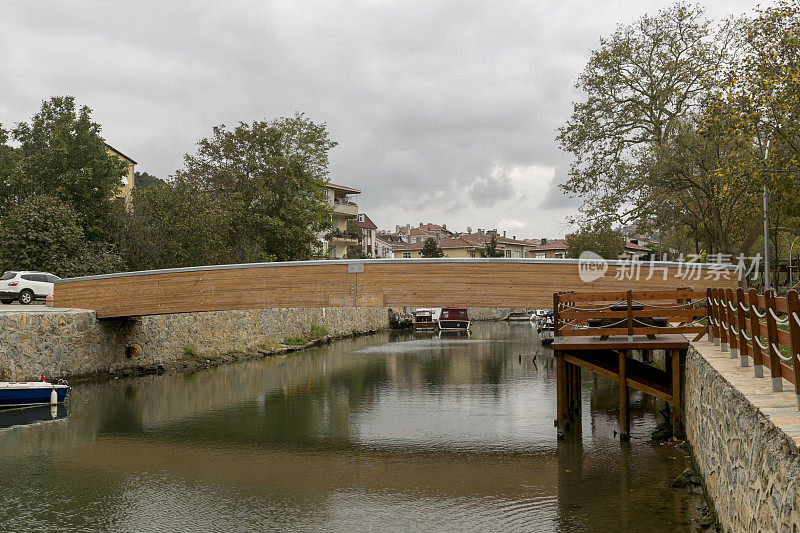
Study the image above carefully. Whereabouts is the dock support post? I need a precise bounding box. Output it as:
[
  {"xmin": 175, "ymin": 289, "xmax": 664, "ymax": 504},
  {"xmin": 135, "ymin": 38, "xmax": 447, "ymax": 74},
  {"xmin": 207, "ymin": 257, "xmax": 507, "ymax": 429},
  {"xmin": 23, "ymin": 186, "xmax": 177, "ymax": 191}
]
[
  {"xmin": 556, "ymin": 351, "xmax": 566, "ymax": 438},
  {"xmin": 619, "ymin": 350, "xmax": 630, "ymax": 441},
  {"xmin": 670, "ymin": 349, "xmax": 682, "ymax": 432},
  {"xmin": 573, "ymin": 364, "xmax": 581, "ymax": 417}
]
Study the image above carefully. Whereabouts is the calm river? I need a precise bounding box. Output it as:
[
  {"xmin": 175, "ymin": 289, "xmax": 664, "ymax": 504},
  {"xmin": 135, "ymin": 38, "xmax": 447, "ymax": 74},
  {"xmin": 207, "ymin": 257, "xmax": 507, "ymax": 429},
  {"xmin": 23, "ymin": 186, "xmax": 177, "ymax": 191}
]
[{"xmin": 0, "ymin": 322, "xmax": 703, "ymax": 531}]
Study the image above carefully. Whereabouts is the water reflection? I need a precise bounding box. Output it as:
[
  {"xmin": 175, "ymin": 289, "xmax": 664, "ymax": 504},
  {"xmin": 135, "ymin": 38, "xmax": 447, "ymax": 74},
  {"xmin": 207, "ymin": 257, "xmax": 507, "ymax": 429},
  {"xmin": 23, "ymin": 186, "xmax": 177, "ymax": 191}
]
[{"xmin": 0, "ymin": 322, "xmax": 700, "ymax": 531}]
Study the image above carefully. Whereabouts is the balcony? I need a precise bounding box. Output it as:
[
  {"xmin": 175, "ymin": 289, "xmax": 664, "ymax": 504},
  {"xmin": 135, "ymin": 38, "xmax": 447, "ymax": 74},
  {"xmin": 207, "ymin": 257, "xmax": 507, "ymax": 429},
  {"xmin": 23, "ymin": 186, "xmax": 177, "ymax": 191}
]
[
  {"xmin": 332, "ymin": 198, "xmax": 358, "ymax": 217},
  {"xmin": 328, "ymin": 229, "xmax": 359, "ymax": 243}
]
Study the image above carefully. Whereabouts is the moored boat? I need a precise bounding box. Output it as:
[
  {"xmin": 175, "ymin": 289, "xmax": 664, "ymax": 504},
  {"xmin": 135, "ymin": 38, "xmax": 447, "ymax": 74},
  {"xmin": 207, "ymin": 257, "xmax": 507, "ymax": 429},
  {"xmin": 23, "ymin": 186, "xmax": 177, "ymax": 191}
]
[
  {"xmin": 412, "ymin": 308, "xmax": 436, "ymax": 331},
  {"xmin": 438, "ymin": 307, "xmax": 470, "ymax": 331},
  {"xmin": 505, "ymin": 310, "xmax": 535, "ymax": 321},
  {"xmin": 0, "ymin": 381, "xmax": 69, "ymax": 408},
  {"xmin": 534, "ymin": 310, "xmax": 554, "ymax": 344}
]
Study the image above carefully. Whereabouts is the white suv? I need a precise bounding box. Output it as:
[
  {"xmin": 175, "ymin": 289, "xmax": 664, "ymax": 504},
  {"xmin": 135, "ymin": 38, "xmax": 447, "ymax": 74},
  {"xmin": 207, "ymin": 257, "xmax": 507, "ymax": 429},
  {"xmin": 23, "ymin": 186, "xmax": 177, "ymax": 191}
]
[{"xmin": 0, "ymin": 271, "xmax": 60, "ymax": 305}]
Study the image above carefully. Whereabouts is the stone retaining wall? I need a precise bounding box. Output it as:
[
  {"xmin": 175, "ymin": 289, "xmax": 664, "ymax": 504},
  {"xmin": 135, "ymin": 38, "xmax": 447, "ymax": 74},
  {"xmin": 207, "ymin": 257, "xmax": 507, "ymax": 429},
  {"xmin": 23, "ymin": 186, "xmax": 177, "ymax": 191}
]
[
  {"xmin": 0, "ymin": 307, "xmax": 391, "ymax": 380},
  {"xmin": 684, "ymin": 344, "xmax": 800, "ymax": 531},
  {"xmin": 0, "ymin": 306, "xmax": 513, "ymax": 380}
]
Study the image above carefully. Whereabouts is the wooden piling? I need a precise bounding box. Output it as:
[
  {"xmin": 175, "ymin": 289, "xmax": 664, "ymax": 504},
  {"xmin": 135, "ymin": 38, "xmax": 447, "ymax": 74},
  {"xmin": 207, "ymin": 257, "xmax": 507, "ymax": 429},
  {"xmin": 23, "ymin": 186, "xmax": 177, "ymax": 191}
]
[
  {"xmin": 748, "ymin": 288, "xmax": 764, "ymax": 377},
  {"xmin": 726, "ymin": 288, "xmax": 738, "ymax": 357},
  {"xmin": 619, "ymin": 350, "xmax": 629, "ymax": 441},
  {"xmin": 736, "ymin": 287, "xmax": 749, "ymax": 367},
  {"xmin": 671, "ymin": 349, "xmax": 682, "ymax": 431}
]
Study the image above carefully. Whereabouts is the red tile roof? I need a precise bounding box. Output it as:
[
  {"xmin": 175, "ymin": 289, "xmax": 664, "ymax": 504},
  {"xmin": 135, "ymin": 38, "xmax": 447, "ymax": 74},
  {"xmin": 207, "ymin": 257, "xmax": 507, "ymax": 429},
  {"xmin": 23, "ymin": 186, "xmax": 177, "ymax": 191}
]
[
  {"xmin": 393, "ymin": 237, "xmax": 481, "ymax": 251},
  {"xmin": 356, "ymin": 213, "xmax": 377, "ymax": 230},
  {"xmin": 326, "ymin": 182, "xmax": 361, "ymax": 194},
  {"xmin": 530, "ymin": 239, "xmax": 652, "ymax": 253},
  {"xmin": 460, "ymin": 233, "xmax": 533, "ymax": 246}
]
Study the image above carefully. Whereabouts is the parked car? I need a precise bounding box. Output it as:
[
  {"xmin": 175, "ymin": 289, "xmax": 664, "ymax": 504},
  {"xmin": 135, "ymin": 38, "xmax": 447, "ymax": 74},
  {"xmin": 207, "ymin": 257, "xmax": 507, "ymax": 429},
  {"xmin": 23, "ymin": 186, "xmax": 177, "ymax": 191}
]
[{"xmin": 0, "ymin": 271, "xmax": 60, "ymax": 305}]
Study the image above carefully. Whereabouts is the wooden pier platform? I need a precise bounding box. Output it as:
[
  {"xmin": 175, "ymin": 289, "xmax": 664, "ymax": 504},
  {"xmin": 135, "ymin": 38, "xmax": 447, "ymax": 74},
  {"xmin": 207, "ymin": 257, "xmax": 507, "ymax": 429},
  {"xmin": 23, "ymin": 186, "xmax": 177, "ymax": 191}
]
[
  {"xmin": 553, "ymin": 334, "xmax": 688, "ymax": 440},
  {"xmin": 551, "ymin": 289, "xmax": 711, "ymax": 441}
]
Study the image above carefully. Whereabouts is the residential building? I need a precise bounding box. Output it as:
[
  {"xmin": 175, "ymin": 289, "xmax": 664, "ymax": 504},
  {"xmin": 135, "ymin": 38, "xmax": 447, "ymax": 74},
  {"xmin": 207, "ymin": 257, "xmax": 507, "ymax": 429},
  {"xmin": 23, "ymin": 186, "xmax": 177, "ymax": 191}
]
[
  {"xmin": 459, "ymin": 230, "xmax": 536, "ymax": 258},
  {"xmin": 392, "ymin": 237, "xmax": 483, "ymax": 258},
  {"xmin": 105, "ymin": 143, "xmax": 136, "ymax": 207},
  {"xmin": 375, "ymin": 235, "xmax": 396, "ymax": 258},
  {"xmin": 323, "ymin": 183, "xmax": 361, "ymax": 259},
  {"xmin": 356, "ymin": 213, "xmax": 378, "ymax": 257},
  {"xmin": 528, "ymin": 238, "xmax": 652, "ymax": 259}
]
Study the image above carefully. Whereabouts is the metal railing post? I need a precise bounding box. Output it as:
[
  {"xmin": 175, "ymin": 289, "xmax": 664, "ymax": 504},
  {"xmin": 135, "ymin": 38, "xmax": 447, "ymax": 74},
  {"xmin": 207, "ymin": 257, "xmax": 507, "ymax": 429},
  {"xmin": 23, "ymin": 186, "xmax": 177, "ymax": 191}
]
[{"xmin": 765, "ymin": 290, "xmax": 783, "ymax": 392}]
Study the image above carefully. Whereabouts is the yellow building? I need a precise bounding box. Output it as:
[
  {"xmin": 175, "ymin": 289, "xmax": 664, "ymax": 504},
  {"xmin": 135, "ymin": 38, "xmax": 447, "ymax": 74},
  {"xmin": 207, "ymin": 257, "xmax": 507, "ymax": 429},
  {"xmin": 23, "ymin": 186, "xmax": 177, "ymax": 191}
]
[
  {"xmin": 323, "ymin": 182, "xmax": 361, "ymax": 259},
  {"xmin": 393, "ymin": 237, "xmax": 482, "ymax": 258},
  {"xmin": 105, "ymin": 143, "xmax": 136, "ymax": 207}
]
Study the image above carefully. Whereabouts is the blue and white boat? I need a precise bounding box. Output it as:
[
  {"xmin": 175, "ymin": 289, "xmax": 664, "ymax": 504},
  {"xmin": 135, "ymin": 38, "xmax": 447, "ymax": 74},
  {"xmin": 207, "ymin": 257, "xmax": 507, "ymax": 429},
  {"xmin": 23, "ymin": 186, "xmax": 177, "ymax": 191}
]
[{"xmin": 0, "ymin": 381, "xmax": 69, "ymax": 408}]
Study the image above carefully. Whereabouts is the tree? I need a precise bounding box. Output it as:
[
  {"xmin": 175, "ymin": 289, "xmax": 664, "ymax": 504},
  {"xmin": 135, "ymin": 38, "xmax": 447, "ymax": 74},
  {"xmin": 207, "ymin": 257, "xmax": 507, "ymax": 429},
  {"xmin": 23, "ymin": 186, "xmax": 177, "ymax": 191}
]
[
  {"xmin": 120, "ymin": 180, "xmax": 229, "ymax": 270},
  {"xmin": 174, "ymin": 113, "xmax": 335, "ymax": 263},
  {"xmin": 565, "ymin": 221, "xmax": 625, "ymax": 259},
  {"xmin": 344, "ymin": 246, "xmax": 368, "ymax": 259},
  {"xmin": 482, "ymin": 234, "xmax": 504, "ymax": 257},
  {"xmin": 557, "ymin": 4, "xmax": 735, "ymax": 224},
  {"xmin": 421, "ymin": 237, "xmax": 445, "ymax": 257},
  {"xmin": 0, "ymin": 195, "xmax": 122, "ymax": 277},
  {"xmin": 134, "ymin": 171, "xmax": 165, "ymax": 188},
  {"xmin": 7, "ymin": 96, "xmax": 128, "ymax": 243}
]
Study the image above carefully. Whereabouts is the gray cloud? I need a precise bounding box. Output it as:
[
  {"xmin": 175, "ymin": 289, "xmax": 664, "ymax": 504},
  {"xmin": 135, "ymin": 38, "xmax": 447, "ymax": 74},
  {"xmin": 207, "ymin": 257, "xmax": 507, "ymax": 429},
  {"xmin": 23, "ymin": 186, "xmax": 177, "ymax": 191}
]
[{"xmin": 0, "ymin": 0, "xmax": 756, "ymax": 238}]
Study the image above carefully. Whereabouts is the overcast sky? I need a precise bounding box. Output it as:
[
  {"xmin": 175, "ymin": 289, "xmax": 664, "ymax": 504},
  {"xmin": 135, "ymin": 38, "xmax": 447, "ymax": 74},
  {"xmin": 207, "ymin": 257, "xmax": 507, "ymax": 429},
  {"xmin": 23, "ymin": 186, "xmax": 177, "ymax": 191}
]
[{"xmin": 0, "ymin": 0, "xmax": 756, "ymax": 239}]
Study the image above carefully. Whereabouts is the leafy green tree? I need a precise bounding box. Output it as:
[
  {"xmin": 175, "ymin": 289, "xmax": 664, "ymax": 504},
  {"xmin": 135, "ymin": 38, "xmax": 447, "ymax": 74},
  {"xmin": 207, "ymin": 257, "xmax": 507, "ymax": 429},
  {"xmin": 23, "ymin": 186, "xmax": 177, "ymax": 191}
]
[
  {"xmin": 0, "ymin": 195, "xmax": 122, "ymax": 277},
  {"xmin": 8, "ymin": 96, "xmax": 128, "ymax": 242},
  {"xmin": 344, "ymin": 246, "xmax": 368, "ymax": 259},
  {"xmin": 565, "ymin": 221, "xmax": 625, "ymax": 259},
  {"xmin": 174, "ymin": 113, "xmax": 335, "ymax": 263},
  {"xmin": 482, "ymin": 234, "xmax": 504, "ymax": 257},
  {"xmin": 421, "ymin": 237, "xmax": 445, "ymax": 257},
  {"xmin": 134, "ymin": 171, "xmax": 165, "ymax": 188},
  {"xmin": 557, "ymin": 4, "xmax": 735, "ymax": 224},
  {"xmin": 121, "ymin": 181, "xmax": 229, "ymax": 270}
]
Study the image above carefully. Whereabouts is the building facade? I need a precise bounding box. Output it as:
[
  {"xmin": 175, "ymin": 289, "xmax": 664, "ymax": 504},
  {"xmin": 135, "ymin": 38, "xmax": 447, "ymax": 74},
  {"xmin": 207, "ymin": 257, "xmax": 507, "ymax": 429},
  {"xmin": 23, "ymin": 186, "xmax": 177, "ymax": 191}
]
[{"xmin": 323, "ymin": 183, "xmax": 361, "ymax": 259}]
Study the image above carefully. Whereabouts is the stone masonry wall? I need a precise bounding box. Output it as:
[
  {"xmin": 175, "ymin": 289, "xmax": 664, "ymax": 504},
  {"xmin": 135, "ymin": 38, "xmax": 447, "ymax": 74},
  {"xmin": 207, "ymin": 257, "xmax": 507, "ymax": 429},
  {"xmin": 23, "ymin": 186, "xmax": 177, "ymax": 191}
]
[
  {"xmin": 0, "ymin": 307, "xmax": 391, "ymax": 380},
  {"xmin": 0, "ymin": 306, "xmax": 510, "ymax": 381},
  {"xmin": 684, "ymin": 345, "xmax": 800, "ymax": 531}
]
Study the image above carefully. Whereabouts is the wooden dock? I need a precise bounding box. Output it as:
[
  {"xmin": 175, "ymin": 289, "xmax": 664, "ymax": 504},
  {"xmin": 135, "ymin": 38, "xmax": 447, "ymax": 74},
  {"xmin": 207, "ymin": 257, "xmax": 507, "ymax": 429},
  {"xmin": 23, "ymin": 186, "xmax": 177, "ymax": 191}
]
[{"xmin": 552, "ymin": 289, "xmax": 708, "ymax": 440}]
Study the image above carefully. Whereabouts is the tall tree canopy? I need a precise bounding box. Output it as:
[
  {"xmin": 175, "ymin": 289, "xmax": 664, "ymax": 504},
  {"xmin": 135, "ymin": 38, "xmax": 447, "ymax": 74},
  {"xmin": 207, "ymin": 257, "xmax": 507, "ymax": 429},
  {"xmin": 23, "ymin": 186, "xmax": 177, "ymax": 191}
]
[
  {"xmin": 565, "ymin": 221, "xmax": 625, "ymax": 259},
  {"xmin": 557, "ymin": 3, "xmax": 736, "ymax": 224},
  {"xmin": 123, "ymin": 113, "xmax": 335, "ymax": 269},
  {"xmin": 5, "ymin": 96, "xmax": 128, "ymax": 242}
]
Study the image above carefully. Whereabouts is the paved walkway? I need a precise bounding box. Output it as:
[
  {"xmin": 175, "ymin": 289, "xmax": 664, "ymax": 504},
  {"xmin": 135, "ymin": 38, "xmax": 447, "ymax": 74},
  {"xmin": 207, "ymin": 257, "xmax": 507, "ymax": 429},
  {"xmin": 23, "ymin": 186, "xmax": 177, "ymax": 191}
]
[
  {"xmin": 693, "ymin": 339, "xmax": 800, "ymax": 446},
  {"xmin": 0, "ymin": 304, "xmax": 90, "ymax": 314}
]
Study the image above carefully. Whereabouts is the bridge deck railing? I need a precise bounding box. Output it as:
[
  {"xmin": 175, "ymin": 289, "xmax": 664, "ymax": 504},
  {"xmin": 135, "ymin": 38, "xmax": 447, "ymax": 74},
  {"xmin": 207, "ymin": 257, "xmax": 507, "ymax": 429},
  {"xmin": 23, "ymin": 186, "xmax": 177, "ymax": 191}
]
[
  {"xmin": 707, "ymin": 287, "xmax": 800, "ymax": 409},
  {"xmin": 553, "ymin": 288, "xmax": 708, "ymax": 339}
]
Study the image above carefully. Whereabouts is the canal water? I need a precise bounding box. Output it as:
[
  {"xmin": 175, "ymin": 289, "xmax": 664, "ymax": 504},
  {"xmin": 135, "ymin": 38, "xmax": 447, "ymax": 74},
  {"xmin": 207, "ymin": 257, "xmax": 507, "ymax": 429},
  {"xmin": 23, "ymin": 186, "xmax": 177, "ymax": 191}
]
[{"xmin": 0, "ymin": 322, "xmax": 704, "ymax": 531}]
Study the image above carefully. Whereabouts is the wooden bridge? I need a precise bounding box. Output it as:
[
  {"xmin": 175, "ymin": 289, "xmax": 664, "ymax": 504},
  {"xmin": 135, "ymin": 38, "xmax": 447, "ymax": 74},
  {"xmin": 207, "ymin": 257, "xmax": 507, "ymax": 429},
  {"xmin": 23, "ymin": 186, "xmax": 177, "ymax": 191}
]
[{"xmin": 52, "ymin": 259, "xmax": 737, "ymax": 319}]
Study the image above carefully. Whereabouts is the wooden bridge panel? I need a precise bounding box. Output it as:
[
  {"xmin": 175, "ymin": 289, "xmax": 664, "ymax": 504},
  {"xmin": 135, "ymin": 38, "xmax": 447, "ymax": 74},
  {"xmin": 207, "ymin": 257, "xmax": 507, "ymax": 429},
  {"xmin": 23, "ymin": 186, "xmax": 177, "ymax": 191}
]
[{"xmin": 53, "ymin": 260, "xmax": 737, "ymax": 318}]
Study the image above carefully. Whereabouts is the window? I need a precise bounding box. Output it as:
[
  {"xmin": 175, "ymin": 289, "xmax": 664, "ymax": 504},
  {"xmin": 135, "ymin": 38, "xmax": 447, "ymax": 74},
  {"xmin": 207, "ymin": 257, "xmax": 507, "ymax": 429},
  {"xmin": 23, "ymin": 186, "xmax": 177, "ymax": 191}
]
[
  {"xmin": 469, "ymin": 251, "xmax": 476, "ymax": 258},
  {"xmin": 402, "ymin": 252, "xmax": 411, "ymax": 258},
  {"xmin": 504, "ymin": 250, "xmax": 512, "ymax": 258},
  {"xmin": 534, "ymin": 253, "xmax": 546, "ymax": 258},
  {"xmin": 0, "ymin": 272, "xmax": 17, "ymax": 280},
  {"xmin": 554, "ymin": 252, "xmax": 565, "ymax": 258}
]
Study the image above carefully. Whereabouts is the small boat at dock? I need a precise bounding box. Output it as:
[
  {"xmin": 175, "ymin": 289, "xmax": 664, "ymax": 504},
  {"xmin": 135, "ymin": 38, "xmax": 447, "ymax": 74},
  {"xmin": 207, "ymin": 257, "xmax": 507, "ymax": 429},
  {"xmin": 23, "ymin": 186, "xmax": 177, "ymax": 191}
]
[
  {"xmin": 438, "ymin": 307, "xmax": 470, "ymax": 331},
  {"xmin": 412, "ymin": 308, "xmax": 437, "ymax": 331},
  {"xmin": 534, "ymin": 310, "xmax": 554, "ymax": 344},
  {"xmin": 505, "ymin": 310, "xmax": 535, "ymax": 321},
  {"xmin": 0, "ymin": 381, "xmax": 69, "ymax": 408}
]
